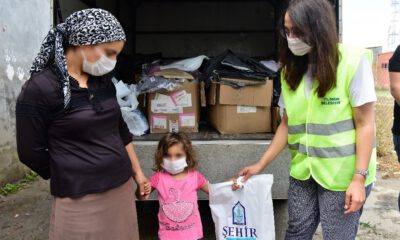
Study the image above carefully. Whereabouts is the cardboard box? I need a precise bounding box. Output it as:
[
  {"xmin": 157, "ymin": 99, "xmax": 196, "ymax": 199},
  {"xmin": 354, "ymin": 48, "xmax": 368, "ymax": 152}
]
[
  {"xmin": 147, "ymin": 82, "xmax": 200, "ymax": 133},
  {"xmin": 207, "ymin": 79, "xmax": 273, "ymax": 134}
]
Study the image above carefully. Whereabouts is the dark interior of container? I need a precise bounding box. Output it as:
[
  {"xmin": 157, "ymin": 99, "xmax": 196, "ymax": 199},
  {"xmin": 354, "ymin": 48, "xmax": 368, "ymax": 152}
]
[{"xmin": 55, "ymin": 0, "xmax": 339, "ymax": 140}]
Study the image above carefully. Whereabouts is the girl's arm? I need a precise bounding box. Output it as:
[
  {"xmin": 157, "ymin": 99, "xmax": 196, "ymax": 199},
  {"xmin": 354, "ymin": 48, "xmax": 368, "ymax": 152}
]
[
  {"xmin": 345, "ymin": 102, "xmax": 375, "ymax": 214},
  {"xmin": 200, "ymin": 182, "xmax": 209, "ymax": 194}
]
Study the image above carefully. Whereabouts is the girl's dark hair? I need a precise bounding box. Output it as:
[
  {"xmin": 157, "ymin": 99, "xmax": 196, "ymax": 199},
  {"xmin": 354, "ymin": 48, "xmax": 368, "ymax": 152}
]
[
  {"xmin": 278, "ymin": 0, "xmax": 340, "ymax": 98},
  {"xmin": 154, "ymin": 133, "xmax": 197, "ymax": 171}
]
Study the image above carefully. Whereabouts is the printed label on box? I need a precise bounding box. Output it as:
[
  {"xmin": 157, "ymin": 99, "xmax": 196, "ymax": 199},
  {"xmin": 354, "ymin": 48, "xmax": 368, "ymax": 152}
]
[
  {"xmin": 181, "ymin": 94, "xmax": 192, "ymax": 107},
  {"xmin": 170, "ymin": 91, "xmax": 192, "ymax": 107},
  {"xmin": 151, "ymin": 100, "xmax": 183, "ymax": 114},
  {"xmin": 155, "ymin": 93, "xmax": 172, "ymax": 102},
  {"xmin": 151, "ymin": 115, "xmax": 167, "ymax": 129},
  {"xmin": 169, "ymin": 120, "xmax": 179, "ymax": 133},
  {"xmin": 237, "ymin": 105, "xmax": 257, "ymax": 113},
  {"xmin": 179, "ymin": 113, "xmax": 196, "ymax": 127}
]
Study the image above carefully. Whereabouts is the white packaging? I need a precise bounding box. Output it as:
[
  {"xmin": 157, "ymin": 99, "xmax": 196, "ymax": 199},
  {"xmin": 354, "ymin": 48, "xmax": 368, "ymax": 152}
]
[
  {"xmin": 115, "ymin": 80, "xmax": 131, "ymax": 99},
  {"xmin": 209, "ymin": 174, "xmax": 275, "ymax": 240},
  {"xmin": 160, "ymin": 55, "xmax": 209, "ymax": 72},
  {"xmin": 120, "ymin": 108, "xmax": 149, "ymax": 136}
]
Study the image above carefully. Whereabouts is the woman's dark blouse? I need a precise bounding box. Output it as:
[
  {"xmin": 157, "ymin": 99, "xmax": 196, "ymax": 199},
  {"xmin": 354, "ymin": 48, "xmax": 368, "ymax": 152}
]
[{"xmin": 16, "ymin": 67, "xmax": 133, "ymax": 198}]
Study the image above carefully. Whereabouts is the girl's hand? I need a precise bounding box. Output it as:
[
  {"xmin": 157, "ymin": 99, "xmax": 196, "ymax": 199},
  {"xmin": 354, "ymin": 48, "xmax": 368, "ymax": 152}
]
[
  {"xmin": 344, "ymin": 175, "xmax": 366, "ymax": 214},
  {"xmin": 238, "ymin": 163, "xmax": 263, "ymax": 182},
  {"xmin": 231, "ymin": 178, "xmax": 242, "ymax": 191},
  {"xmin": 143, "ymin": 182, "xmax": 151, "ymax": 195},
  {"xmin": 136, "ymin": 183, "xmax": 152, "ymax": 200}
]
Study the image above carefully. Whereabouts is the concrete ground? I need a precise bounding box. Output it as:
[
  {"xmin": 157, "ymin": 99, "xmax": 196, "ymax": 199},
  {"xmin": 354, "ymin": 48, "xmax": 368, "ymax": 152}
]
[
  {"xmin": 0, "ymin": 173, "xmax": 398, "ymax": 240},
  {"xmin": 314, "ymin": 174, "xmax": 400, "ymax": 240}
]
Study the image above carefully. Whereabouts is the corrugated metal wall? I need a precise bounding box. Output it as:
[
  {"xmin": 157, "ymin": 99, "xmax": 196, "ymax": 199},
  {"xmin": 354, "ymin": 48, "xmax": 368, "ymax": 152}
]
[{"xmin": 0, "ymin": 0, "xmax": 53, "ymax": 184}]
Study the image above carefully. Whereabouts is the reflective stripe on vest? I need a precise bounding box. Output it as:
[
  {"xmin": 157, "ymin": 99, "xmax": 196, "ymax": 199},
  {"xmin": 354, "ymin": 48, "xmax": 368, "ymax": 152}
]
[
  {"xmin": 288, "ymin": 143, "xmax": 356, "ymax": 158},
  {"xmin": 288, "ymin": 119, "xmax": 355, "ymax": 135}
]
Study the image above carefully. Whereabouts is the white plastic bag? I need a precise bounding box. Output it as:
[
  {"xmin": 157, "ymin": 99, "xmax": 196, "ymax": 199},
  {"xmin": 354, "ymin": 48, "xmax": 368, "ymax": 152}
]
[
  {"xmin": 160, "ymin": 55, "xmax": 209, "ymax": 72},
  {"xmin": 113, "ymin": 80, "xmax": 140, "ymax": 110},
  {"xmin": 112, "ymin": 78, "xmax": 148, "ymax": 136},
  {"xmin": 128, "ymin": 84, "xmax": 139, "ymax": 110},
  {"xmin": 209, "ymin": 174, "xmax": 275, "ymax": 240},
  {"xmin": 121, "ymin": 107, "xmax": 149, "ymax": 136},
  {"xmin": 115, "ymin": 80, "xmax": 131, "ymax": 98}
]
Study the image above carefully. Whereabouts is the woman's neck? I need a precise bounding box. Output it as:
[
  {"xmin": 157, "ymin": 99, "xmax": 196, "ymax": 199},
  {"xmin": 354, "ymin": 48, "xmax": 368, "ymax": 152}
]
[{"xmin": 65, "ymin": 47, "xmax": 88, "ymax": 87}]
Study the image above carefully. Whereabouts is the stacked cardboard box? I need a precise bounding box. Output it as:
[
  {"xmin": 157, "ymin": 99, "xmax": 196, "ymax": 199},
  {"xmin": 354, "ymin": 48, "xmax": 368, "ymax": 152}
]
[
  {"xmin": 207, "ymin": 78, "xmax": 273, "ymax": 134},
  {"xmin": 147, "ymin": 81, "xmax": 200, "ymax": 133}
]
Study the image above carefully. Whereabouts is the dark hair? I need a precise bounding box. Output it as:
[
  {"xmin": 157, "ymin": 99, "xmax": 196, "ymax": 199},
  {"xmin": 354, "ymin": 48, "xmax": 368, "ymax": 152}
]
[
  {"xmin": 154, "ymin": 133, "xmax": 197, "ymax": 171},
  {"xmin": 278, "ymin": 0, "xmax": 340, "ymax": 98}
]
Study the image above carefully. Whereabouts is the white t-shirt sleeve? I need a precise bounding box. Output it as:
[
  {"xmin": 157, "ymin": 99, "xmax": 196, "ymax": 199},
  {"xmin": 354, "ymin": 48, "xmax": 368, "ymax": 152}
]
[
  {"xmin": 278, "ymin": 94, "xmax": 285, "ymax": 109},
  {"xmin": 349, "ymin": 55, "xmax": 377, "ymax": 107},
  {"xmin": 278, "ymin": 94, "xmax": 285, "ymax": 117}
]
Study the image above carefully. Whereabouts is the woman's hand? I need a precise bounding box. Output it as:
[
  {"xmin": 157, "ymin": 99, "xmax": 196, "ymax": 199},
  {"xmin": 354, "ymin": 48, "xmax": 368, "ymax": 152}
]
[
  {"xmin": 239, "ymin": 163, "xmax": 263, "ymax": 181},
  {"xmin": 133, "ymin": 172, "xmax": 150, "ymax": 200},
  {"xmin": 232, "ymin": 163, "xmax": 263, "ymax": 190},
  {"xmin": 124, "ymin": 143, "xmax": 151, "ymax": 199},
  {"xmin": 344, "ymin": 175, "xmax": 366, "ymax": 214}
]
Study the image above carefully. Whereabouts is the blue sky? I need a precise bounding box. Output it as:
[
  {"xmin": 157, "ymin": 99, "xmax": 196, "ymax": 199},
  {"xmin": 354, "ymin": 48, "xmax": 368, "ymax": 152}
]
[{"xmin": 342, "ymin": 0, "xmax": 392, "ymax": 51}]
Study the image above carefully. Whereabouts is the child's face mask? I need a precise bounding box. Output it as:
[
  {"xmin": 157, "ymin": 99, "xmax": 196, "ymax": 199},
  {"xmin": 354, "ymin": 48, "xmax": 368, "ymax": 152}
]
[{"xmin": 162, "ymin": 157, "xmax": 188, "ymax": 175}]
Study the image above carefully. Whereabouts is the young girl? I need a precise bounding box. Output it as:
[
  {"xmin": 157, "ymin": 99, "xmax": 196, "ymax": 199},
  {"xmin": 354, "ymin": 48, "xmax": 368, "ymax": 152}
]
[{"xmin": 138, "ymin": 133, "xmax": 208, "ymax": 240}]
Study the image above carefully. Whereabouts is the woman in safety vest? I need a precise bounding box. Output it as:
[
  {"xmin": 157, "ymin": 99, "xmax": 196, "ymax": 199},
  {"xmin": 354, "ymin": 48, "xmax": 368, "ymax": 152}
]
[{"xmin": 234, "ymin": 0, "xmax": 376, "ymax": 239}]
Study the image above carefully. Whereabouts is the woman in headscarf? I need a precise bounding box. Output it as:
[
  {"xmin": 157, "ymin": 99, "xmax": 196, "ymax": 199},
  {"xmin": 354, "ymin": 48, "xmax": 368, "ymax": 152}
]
[{"xmin": 16, "ymin": 9, "xmax": 148, "ymax": 240}]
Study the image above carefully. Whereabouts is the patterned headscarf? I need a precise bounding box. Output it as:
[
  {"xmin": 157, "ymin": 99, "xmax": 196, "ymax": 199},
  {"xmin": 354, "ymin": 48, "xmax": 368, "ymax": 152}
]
[{"xmin": 30, "ymin": 8, "xmax": 126, "ymax": 108}]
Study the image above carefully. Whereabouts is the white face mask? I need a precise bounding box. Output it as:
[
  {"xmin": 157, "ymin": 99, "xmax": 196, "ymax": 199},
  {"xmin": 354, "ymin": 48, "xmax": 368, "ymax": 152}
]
[
  {"xmin": 162, "ymin": 157, "xmax": 188, "ymax": 175},
  {"xmin": 81, "ymin": 48, "xmax": 116, "ymax": 76},
  {"xmin": 287, "ymin": 36, "xmax": 312, "ymax": 56}
]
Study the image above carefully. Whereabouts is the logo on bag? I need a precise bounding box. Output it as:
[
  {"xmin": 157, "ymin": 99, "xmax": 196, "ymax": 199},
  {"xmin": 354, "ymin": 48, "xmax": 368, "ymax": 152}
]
[
  {"xmin": 233, "ymin": 201, "xmax": 246, "ymax": 225},
  {"xmin": 222, "ymin": 201, "xmax": 258, "ymax": 239}
]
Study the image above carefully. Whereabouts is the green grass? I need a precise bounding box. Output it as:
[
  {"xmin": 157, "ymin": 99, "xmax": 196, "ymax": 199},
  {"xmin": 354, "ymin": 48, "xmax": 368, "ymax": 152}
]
[{"xmin": 0, "ymin": 171, "xmax": 39, "ymax": 196}]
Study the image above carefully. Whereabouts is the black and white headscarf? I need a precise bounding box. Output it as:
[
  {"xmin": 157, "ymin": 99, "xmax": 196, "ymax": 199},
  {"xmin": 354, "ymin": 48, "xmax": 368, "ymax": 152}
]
[{"xmin": 30, "ymin": 8, "xmax": 126, "ymax": 108}]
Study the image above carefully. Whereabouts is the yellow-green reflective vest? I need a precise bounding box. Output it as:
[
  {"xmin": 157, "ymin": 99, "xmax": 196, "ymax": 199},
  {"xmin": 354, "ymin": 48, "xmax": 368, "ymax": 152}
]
[{"xmin": 281, "ymin": 44, "xmax": 376, "ymax": 191}]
